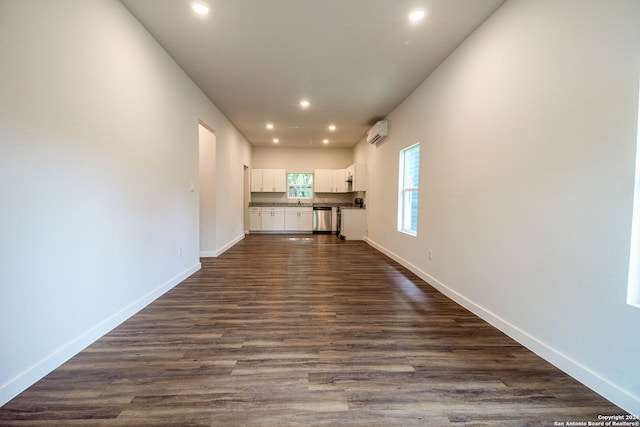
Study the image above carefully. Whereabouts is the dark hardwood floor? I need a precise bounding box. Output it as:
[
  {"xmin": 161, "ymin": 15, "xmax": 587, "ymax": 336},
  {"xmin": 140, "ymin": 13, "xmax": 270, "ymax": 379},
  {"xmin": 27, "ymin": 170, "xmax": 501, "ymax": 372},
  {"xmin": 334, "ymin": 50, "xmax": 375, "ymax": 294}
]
[{"xmin": 0, "ymin": 234, "xmax": 625, "ymax": 426}]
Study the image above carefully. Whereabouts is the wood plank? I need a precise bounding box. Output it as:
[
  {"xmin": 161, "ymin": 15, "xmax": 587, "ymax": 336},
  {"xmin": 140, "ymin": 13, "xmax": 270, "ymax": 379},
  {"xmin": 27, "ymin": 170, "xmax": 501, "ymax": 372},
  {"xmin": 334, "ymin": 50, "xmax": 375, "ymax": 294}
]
[{"xmin": 0, "ymin": 234, "xmax": 626, "ymax": 425}]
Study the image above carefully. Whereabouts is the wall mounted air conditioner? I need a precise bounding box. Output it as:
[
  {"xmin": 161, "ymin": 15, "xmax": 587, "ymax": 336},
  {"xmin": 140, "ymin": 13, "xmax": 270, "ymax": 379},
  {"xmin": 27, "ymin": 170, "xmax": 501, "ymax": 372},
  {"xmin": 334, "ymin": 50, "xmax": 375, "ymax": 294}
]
[{"xmin": 366, "ymin": 120, "xmax": 388, "ymax": 144}]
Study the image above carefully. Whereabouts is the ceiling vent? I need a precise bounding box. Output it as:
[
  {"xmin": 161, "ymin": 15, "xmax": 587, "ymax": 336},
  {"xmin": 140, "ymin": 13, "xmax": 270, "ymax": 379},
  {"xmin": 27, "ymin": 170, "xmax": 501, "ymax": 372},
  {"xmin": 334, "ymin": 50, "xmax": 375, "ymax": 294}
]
[{"xmin": 366, "ymin": 120, "xmax": 388, "ymax": 144}]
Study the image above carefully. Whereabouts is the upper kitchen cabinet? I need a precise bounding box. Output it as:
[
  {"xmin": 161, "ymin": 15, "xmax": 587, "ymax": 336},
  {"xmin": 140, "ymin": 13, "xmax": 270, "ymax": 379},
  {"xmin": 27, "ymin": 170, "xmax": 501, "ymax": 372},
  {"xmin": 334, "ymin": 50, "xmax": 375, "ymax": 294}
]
[
  {"xmin": 333, "ymin": 169, "xmax": 348, "ymax": 193},
  {"xmin": 314, "ymin": 169, "xmax": 348, "ymax": 193},
  {"xmin": 251, "ymin": 168, "xmax": 286, "ymax": 192},
  {"xmin": 314, "ymin": 169, "xmax": 333, "ymax": 193},
  {"xmin": 347, "ymin": 163, "xmax": 367, "ymax": 192}
]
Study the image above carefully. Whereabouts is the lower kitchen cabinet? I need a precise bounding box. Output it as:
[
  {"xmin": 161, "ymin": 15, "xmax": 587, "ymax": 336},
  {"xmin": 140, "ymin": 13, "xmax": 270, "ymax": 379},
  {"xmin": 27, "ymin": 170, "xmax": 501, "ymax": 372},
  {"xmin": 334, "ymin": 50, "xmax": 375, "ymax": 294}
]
[
  {"xmin": 249, "ymin": 206, "xmax": 312, "ymax": 232},
  {"xmin": 249, "ymin": 207, "xmax": 262, "ymax": 231},
  {"xmin": 261, "ymin": 207, "xmax": 285, "ymax": 231},
  {"xmin": 249, "ymin": 207, "xmax": 285, "ymax": 231},
  {"xmin": 339, "ymin": 208, "xmax": 366, "ymax": 240},
  {"xmin": 284, "ymin": 207, "xmax": 312, "ymax": 232}
]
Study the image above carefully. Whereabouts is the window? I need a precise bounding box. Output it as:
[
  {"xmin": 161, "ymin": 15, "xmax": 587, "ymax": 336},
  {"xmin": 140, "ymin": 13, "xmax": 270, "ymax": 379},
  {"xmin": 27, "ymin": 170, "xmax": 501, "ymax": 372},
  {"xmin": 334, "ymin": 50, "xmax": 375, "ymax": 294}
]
[
  {"xmin": 398, "ymin": 142, "xmax": 420, "ymax": 235},
  {"xmin": 628, "ymin": 79, "xmax": 640, "ymax": 308},
  {"xmin": 288, "ymin": 173, "xmax": 313, "ymax": 199}
]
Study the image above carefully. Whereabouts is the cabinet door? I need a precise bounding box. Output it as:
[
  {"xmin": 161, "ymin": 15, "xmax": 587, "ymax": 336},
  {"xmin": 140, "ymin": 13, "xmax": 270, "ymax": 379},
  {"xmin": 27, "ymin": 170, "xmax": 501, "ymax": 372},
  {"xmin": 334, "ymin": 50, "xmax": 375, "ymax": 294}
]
[
  {"xmin": 250, "ymin": 169, "xmax": 263, "ymax": 192},
  {"xmin": 262, "ymin": 208, "xmax": 285, "ymax": 230},
  {"xmin": 272, "ymin": 209, "xmax": 285, "ymax": 230},
  {"xmin": 353, "ymin": 163, "xmax": 367, "ymax": 192},
  {"xmin": 260, "ymin": 169, "xmax": 286, "ymax": 192},
  {"xmin": 273, "ymin": 169, "xmax": 286, "ymax": 192},
  {"xmin": 285, "ymin": 207, "xmax": 312, "ymax": 231},
  {"xmin": 249, "ymin": 208, "xmax": 262, "ymax": 231},
  {"xmin": 262, "ymin": 169, "xmax": 276, "ymax": 192},
  {"xmin": 314, "ymin": 170, "xmax": 333, "ymax": 193},
  {"xmin": 333, "ymin": 169, "xmax": 347, "ymax": 193},
  {"xmin": 261, "ymin": 208, "xmax": 275, "ymax": 230},
  {"xmin": 341, "ymin": 209, "xmax": 367, "ymax": 240},
  {"xmin": 298, "ymin": 209, "xmax": 313, "ymax": 231},
  {"xmin": 284, "ymin": 208, "xmax": 299, "ymax": 231},
  {"xmin": 262, "ymin": 169, "xmax": 274, "ymax": 192}
]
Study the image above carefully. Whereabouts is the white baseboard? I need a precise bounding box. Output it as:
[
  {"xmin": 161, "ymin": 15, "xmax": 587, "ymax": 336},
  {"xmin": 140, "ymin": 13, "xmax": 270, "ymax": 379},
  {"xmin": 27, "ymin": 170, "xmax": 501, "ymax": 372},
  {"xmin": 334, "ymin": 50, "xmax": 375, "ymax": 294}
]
[
  {"xmin": 200, "ymin": 233, "xmax": 245, "ymax": 258},
  {"xmin": 365, "ymin": 238, "xmax": 640, "ymax": 416},
  {"xmin": 0, "ymin": 262, "xmax": 201, "ymax": 407},
  {"xmin": 199, "ymin": 251, "xmax": 217, "ymax": 257}
]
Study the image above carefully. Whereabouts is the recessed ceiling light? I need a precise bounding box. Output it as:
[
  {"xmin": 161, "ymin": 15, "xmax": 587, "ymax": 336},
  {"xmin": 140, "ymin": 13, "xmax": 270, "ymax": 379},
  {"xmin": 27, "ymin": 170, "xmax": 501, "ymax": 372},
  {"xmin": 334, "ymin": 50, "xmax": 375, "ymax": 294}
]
[
  {"xmin": 192, "ymin": 2, "xmax": 209, "ymax": 15},
  {"xmin": 323, "ymin": 139, "xmax": 329, "ymax": 144},
  {"xmin": 408, "ymin": 8, "xmax": 426, "ymax": 22},
  {"xmin": 328, "ymin": 125, "xmax": 336, "ymax": 131},
  {"xmin": 300, "ymin": 99, "xmax": 310, "ymax": 108},
  {"xmin": 266, "ymin": 123, "xmax": 274, "ymax": 130},
  {"xmin": 273, "ymin": 138, "xmax": 279, "ymax": 143}
]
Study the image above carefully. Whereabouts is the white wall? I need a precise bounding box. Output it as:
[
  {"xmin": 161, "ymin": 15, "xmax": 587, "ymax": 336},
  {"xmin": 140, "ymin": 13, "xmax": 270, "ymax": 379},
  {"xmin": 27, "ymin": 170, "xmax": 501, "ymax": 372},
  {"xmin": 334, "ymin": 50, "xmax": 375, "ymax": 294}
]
[
  {"xmin": 0, "ymin": 0, "xmax": 250, "ymax": 405},
  {"xmin": 199, "ymin": 124, "xmax": 216, "ymax": 256},
  {"xmin": 251, "ymin": 146, "xmax": 355, "ymax": 204},
  {"xmin": 360, "ymin": 0, "xmax": 640, "ymax": 414},
  {"xmin": 252, "ymin": 146, "xmax": 353, "ymax": 171}
]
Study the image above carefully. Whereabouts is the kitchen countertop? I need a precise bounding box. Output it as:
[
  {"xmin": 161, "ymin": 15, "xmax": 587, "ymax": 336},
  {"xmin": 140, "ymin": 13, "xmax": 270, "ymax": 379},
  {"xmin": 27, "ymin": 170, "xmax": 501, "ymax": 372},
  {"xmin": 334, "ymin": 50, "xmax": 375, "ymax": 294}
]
[
  {"xmin": 249, "ymin": 202, "xmax": 362, "ymax": 208},
  {"xmin": 249, "ymin": 202, "xmax": 313, "ymax": 207}
]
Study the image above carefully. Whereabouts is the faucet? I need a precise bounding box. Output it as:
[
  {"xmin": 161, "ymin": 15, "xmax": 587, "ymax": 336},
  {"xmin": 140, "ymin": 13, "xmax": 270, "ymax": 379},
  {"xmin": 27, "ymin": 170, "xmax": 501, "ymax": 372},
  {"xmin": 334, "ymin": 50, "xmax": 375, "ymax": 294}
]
[{"xmin": 297, "ymin": 199, "xmax": 301, "ymax": 205}]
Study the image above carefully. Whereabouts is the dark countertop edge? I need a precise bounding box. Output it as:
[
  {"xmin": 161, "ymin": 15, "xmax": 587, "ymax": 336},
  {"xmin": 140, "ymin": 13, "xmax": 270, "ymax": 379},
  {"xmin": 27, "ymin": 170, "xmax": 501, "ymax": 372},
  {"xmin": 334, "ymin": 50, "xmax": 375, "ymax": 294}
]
[
  {"xmin": 249, "ymin": 203, "xmax": 313, "ymax": 207},
  {"xmin": 249, "ymin": 202, "xmax": 358, "ymax": 208}
]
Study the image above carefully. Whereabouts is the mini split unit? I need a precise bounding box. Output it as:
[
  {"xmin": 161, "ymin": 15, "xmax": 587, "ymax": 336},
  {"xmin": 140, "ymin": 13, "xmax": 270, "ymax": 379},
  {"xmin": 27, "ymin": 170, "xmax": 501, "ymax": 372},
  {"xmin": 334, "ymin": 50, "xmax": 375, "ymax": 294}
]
[{"xmin": 366, "ymin": 120, "xmax": 388, "ymax": 144}]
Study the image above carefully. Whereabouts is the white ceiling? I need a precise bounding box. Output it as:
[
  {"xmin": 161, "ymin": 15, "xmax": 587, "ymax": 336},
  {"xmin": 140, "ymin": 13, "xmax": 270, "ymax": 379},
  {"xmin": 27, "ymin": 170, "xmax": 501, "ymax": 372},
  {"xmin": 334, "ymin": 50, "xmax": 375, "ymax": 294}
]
[{"xmin": 120, "ymin": 0, "xmax": 506, "ymax": 148}]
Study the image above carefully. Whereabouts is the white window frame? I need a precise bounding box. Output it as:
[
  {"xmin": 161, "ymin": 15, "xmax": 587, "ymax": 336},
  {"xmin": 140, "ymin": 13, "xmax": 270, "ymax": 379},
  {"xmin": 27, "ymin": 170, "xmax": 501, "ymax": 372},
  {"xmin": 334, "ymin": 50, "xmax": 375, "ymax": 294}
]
[
  {"xmin": 287, "ymin": 173, "xmax": 313, "ymax": 199},
  {"xmin": 628, "ymin": 80, "xmax": 640, "ymax": 308},
  {"xmin": 398, "ymin": 142, "xmax": 420, "ymax": 236}
]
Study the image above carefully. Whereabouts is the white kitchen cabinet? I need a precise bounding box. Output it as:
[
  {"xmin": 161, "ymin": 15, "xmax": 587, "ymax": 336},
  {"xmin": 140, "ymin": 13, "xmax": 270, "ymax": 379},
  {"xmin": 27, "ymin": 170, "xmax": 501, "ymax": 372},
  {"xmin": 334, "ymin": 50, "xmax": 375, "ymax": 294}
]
[
  {"xmin": 300, "ymin": 209, "xmax": 313, "ymax": 230},
  {"xmin": 349, "ymin": 163, "xmax": 367, "ymax": 192},
  {"xmin": 284, "ymin": 207, "xmax": 312, "ymax": 232},
  {"xmin": 251, "ymin": 206, "xmax": 310, "ymax": 232},
  {"xmin": 264, "ymin": 169, "xmax": 287, "ymax": 192},
  {"xmin": 339, "ymin": 208, "xmax": 366, "ymax": 240},
  {"xmin": 333, "ymin": 169, "xmax": 348, "ymax": 193},
  {"xmin": 251, "ymin": 169, "xmax": 286, "ymax": 192},
  {"xmin": 261, "ymin": 207, "xmax": 285, "ymax": 230},
  {"xmin": 249, "ymin": 207, "xmax": 285, "ymax": 231},
  {"xmin": 314, "ymin": 169, "xmax": 348, "ymax": 193},
  {"xmin": 250, "ymin": 169, "xmax": 263, "ymax": 192},
  {"xmin": 314, "ymin": 169, "xmax": 334, "ymax": 193},
  {"xmin": 249, "ymin": 207, "xmax": 262, "ymax": 231}
]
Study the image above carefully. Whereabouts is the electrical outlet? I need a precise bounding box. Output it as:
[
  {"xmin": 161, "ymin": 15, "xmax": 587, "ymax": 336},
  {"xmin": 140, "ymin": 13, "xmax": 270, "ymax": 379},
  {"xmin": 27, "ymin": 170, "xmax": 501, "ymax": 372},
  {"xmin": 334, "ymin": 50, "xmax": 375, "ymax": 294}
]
[
  {"xmin": 428, "ymin": 249, "xmax": 433, "ymax": 260},
  {"xmin": 178, "ymin": 247, "xmax": 183, "ymax": 257}
]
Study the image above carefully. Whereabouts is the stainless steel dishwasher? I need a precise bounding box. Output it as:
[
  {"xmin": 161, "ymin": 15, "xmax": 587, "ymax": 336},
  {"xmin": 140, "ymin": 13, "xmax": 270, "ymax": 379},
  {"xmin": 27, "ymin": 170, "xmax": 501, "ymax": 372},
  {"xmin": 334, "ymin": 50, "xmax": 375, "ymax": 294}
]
[{"xmin": 312, "ymin": 206, "xmax": 332, "ymax": 234}]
